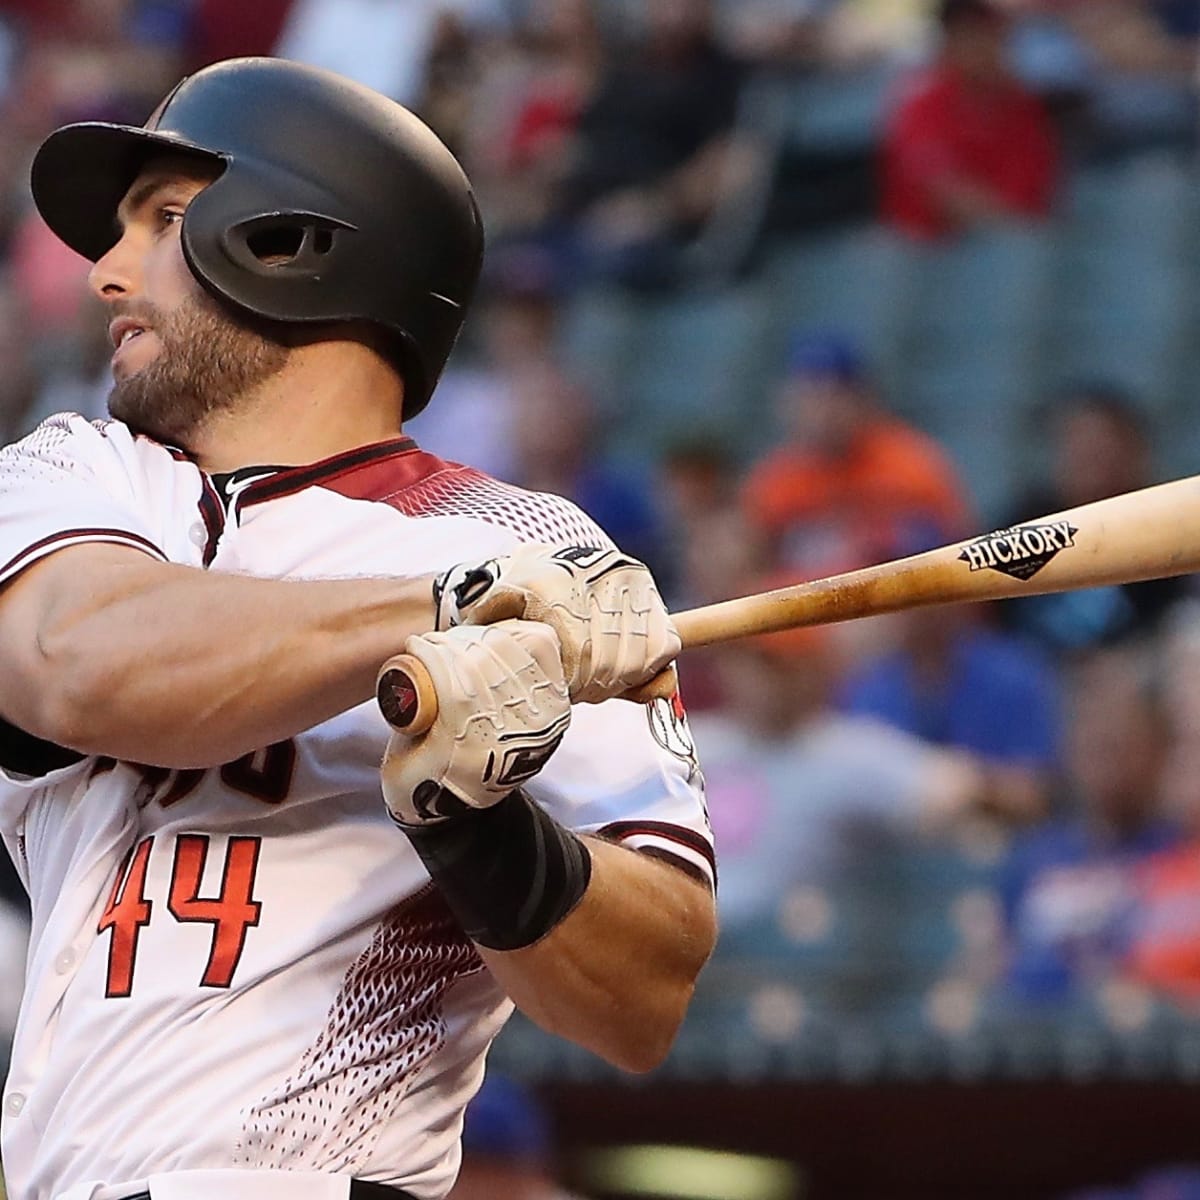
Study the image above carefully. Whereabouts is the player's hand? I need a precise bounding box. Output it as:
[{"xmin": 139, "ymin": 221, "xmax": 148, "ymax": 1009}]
[
  {"xmin": 381, "ymin": 620, "xmax": 570, "ymax": 826},
  {"xmin": 433, "ymin": 544, "xmax": 680, "ymax": 704}
]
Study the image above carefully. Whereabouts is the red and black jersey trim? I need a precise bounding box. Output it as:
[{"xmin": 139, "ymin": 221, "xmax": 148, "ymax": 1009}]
[
  {"xmin": 0, "ymin": 527, "xmax": 165, "ymax": 580},
  {"xmin": 165, "ymin": 444, "xmax": 225, "ymax": 565},
  {"xmin": 597, "ymin": 820, "xmax": 716, "ymax": 878},
  {"xmin": 196, "ymin": 475, "xmax": 224, "ymax": 567},
  {"xmin": 235, "ymin": 437, "xmax": 419, "ymax": 508}
]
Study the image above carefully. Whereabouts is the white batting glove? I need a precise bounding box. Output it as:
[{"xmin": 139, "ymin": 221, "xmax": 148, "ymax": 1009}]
[
  {"xmin": 433, "ymin": 544, "xmax": 680, "ymax": 705},
  {"xmin": 381, "ymin": 620, "xmax": 571, "ymax": 826}
]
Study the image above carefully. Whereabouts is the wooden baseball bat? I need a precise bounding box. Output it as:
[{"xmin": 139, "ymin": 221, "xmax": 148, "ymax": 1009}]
[{"xmin": 376, "ymin": 475, "xmax": 1200, "ymax": 734}]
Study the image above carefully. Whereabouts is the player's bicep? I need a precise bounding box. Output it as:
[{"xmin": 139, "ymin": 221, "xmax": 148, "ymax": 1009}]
[{"xmin": 0, "ymin": 543, "xmax": 165, "ymax": 735}]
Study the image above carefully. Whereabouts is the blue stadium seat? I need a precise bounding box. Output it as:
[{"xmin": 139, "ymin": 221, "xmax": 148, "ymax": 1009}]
[
  {"xmin": 897, "ymin": 226, "xmax": 1055, "ymax": 515},
  {"xmin": 562, "ymin": 282, "xmax": 777, "ymax": 464},
  {"xmin": 1047, "ymin": 155, "xmax": 1199, "ymax": 429}
]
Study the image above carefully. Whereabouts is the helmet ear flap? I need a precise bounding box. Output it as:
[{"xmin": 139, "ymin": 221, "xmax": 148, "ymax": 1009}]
[{"xmin": 220, "ymin": 212, "xmax": 357, "ymax": 278}]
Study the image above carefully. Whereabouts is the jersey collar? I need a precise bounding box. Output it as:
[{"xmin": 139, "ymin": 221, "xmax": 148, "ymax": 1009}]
[{"xmin": 212, "ymin": 436, "xmax": 419, "ymax": 508}]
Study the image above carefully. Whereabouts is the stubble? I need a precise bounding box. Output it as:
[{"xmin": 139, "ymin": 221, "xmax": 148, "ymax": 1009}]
[{"xmin": 108, "ymin": 290, "xmax": 290, "ymax": 447}]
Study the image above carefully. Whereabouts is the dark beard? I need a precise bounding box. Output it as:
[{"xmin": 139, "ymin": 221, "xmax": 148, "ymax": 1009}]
[{"xmin": 108, "ymin": 291, "xmax": 290, "ymax": 447}]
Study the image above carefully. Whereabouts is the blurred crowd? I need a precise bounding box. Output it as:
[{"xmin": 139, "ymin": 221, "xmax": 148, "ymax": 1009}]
[{"xmin": 1, "ymin": 1, "xmax": 1200, "ymax": 1194}]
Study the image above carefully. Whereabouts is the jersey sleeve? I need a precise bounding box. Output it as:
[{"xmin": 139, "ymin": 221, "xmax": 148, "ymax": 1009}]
[
  {"xmin": 0, "ymin": 414, "xmax": 167, "ymax": 587},
  {"xmin": 526, "ymin": 694, "xmax": 714, "ymax": 890}
]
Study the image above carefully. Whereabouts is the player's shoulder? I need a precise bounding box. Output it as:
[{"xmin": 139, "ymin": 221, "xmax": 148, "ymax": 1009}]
[
  {"xmin": 0, "ymin": 412, "xmax": 161, "ymax": 477},
  {"xmin": 328, "ymin": 441, "xmax": 617, "ymax": 551}
]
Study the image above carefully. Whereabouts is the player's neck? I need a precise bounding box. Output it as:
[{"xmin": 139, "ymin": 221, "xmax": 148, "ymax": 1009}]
[{"xmin": 186, "ymin": 342, "xmax": 406, "ymax": 473}]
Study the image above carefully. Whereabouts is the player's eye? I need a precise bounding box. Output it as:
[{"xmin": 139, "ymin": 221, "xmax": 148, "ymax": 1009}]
[{"xmin": 157, "ymin": 206, "xmax": 185, "ymax": 229}]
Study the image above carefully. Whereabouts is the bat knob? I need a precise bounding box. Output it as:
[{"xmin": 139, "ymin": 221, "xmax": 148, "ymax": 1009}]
[{"xmin": 376, "ymin": 653, "xmax": 437, "ymax": 735}]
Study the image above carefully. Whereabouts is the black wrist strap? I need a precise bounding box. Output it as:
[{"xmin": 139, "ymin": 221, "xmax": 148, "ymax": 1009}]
[{"xmin": 400, "ymin": 789, "xmax": 593, "ymax": 951}]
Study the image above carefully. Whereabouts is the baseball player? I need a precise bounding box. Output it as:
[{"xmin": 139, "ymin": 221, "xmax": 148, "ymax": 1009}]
[{"xmin": 0, "ymin": 59, "xmax": 716, "ymax": 1200}]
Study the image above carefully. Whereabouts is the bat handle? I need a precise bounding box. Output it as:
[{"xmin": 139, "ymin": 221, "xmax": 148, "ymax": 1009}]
[
  {"xmin": 377, "ymin": 654, "xmax": 439, "ymax": 735},
  {"xmin": 375, "ymin": 654, "xmax": 680, "ymax": 735}
]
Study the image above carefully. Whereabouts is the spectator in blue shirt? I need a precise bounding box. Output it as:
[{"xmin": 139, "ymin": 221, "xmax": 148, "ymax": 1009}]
[
  {"xmin": 998, "ymin": 647, "xmax": 1179, "ymax": 1005},
  {"xmin": 839, "ymin": 600, "xmax": 1062, "ymax": 819}
]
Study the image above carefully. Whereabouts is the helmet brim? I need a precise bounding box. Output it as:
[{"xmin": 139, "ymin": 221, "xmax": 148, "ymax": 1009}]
[{"xmin": 31, "ymin": 122, "xmax": 225, "ymax": 262}]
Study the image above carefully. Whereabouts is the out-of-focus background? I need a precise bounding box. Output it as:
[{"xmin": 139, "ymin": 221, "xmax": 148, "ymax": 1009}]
[{"xmin": 3, "ymin": 0, "xmax": 1200, "ymax": 1196}]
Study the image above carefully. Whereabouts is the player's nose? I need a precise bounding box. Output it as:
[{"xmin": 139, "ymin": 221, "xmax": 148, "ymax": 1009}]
[{"xmin": 88, "ymin": 232, "xmax": 140, "ymax": 302}]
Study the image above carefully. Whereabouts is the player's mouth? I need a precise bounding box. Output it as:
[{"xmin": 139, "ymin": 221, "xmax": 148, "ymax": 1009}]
[{"xmin": 109, "ymin": 317, "xmax": 158, "ymax": 375}]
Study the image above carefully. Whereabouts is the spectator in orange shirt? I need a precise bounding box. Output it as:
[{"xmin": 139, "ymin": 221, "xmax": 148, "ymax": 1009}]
[
  {"xmin": 882, "ymin": 0, "xmax": 1060, "ymax": 241},
  {"xmin": 741, "ymin": 330, "xmax": 973, "ymax": 579}
]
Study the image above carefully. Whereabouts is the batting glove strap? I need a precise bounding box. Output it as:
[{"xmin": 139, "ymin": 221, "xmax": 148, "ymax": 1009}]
[
  {"xmin": 399, "ymin": 788, "xmax": 593, "ymax": 951},
  {"xmin": 433, "ymin": 543, "xmax": 680, "ymax": 704},
  {"xmin": 433, "ymin": 558, "xmax": 503, "ymax": 632}
]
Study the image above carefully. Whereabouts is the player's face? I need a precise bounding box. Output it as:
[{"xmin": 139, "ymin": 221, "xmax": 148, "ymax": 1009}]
[{"xmin": 89, "ymin": 158, "xmax": 289, "ymax": 446}]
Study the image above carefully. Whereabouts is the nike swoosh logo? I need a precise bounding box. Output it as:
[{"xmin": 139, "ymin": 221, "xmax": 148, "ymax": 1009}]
[{"xmin": 226, "ymin": 472, "xmax": 276, "ymax": 497}]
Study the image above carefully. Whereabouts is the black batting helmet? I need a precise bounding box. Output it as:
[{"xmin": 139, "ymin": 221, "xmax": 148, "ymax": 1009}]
[{"xmin": 30, "ymin": 57, "xmax": 484, "ymax": 419}]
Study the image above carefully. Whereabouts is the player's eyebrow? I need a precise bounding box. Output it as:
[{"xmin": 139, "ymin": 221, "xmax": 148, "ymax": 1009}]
[
  {"xmin": 116, "ymin": 179, "xmax": 174, "ymax": 229},
  {"xmin": 115, "ymin": 167, "xmax": 214, "ymax": 231}
]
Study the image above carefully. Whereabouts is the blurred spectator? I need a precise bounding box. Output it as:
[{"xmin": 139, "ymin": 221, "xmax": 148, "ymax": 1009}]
[
  {"xmin": 696, "ymin": 623, "xmax": 1039, "ymax": 937},
  {"xmin": 9, "ymin": 200, "xmax": 89, "ymax": 338},
  {"xmin": 0, "ymin": 275, "xmax": 40, "ymax": 439},
  {"xmin": 998, "ymin": 382, "xmax": 1191, "ymax": 656},
  {"xmin": 3, "ymin": 0, "xmax": 182, "ymax": 126},
  {"xmin": 725, "ymin": 0, "xmax": 938, "ymax": 68},
  {"xmin": 839, "ymin": 600, "xmax": 1062, "ymax": 816},
  {"xmin": 185, "ymin": 0, "xmax": 297, "ymax": 69},
  {"xmin": 881, "ymin": 0, "xmax": 1060, "ymax": 240},
  {"xmin": 1153, "ymin": 0, "xmax": 1200, "ymax": 42},
  {"xmin": 657, "ymin": 432, "xmax": 766, "ymax": 608},
  {"xmin": 740, "ymin": 329, "xmax": 972, "ymax": 580},
  {"xmin": 412, "ymin": 251, "xmax": 663, "ymax": 571},
  {"xmin": 1067, "ymin": 0, "xmax": 1198, "ymax": 161},
  {"xmin": 462, "ymin": 0, "xmax": 606, "ymax": 237},
  {"xmin": 719, "ymin": 1, "xmax": 829, "ymax": 69},
  {"xmin": 504, "ymin": 361, "xmax": 665, "ymax": 576},
  {"xmin": 450, "ymin": 1072, "xmax": 583, "ymax": 1200},
  {"xmin": 1000, "ymin": 647, "xmax": 1179, "ymax": 1005},
  {"xmin": 408, "ymin": 249, "xmax": 562, "ymax": 481},
  {"xmin": 650, "ymin": 435, "xmax": 768, "ymax": 710},
  {"xmin": 553, "ymin": 0, "xmax": 753, "ymax": 291},
  {"xmin": 274, "ymin": 0, "xmax": 507, "ymax": 108},
  {"xmin": 999, "ymin": 0, "xmax": 1198, "ymax": 161},
  {"xmin": 1121, "ymin": 607, "xmax": 1200, "ymax": 1009},
  {"xmin": 20, "ymin": 289, "xmax": 112, "ymax": 433}
]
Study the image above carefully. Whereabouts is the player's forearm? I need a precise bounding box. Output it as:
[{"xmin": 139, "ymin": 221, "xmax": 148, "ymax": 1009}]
[
  {"xmin": 6, "ymin": 549, "xmax": 435, "ymax": 767},
  {"xmin": 478, "ymin": 839, "xmax": 717, "ymax": 1073}
]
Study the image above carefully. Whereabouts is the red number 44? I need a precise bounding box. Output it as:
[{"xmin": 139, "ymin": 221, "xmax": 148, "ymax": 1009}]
[{"xmin": 98, "ymin": 834, "xmax": 263, "ymax": 998}]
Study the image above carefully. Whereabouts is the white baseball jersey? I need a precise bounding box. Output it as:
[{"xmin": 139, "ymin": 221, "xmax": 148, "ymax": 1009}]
[{"xmin": 0, "ymin": 414, "xmax": 713, "ymax": 1200}]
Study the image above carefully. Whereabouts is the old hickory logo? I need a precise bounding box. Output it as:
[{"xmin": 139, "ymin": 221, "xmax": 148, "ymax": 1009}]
[{"xmin": 958, "ymin": 520, "xmax": 1078, "ymax": 581}]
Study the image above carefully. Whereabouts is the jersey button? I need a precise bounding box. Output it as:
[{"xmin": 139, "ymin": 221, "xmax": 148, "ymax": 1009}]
[
  {"xmin": 5, "ymin": 1093, "xmax": 24, "ymax": 1117},
  {"xmin": 54, "ymin": 949, "xmax": 75, "ymax": 974},
  {"xmin": 189, "ymin": 523, "xmax": 207, "ymax": 547}
]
